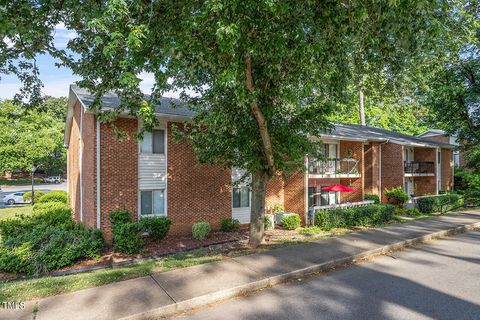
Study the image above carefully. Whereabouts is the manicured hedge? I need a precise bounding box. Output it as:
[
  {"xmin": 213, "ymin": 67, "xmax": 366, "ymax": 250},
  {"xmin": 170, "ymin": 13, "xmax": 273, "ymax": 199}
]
[
  {"xmin": 37, "ymin": 190, "xmax": 68, "ymax": 204},
  {"xmin": 315, "ymin": 205, "xmax": 396, "ymax": 230},
  {"xmin": 384, "ymin": 187, "xmax": 408, "ymax": 206},
  {"xmin": 0, "ymin": 205, "xmax": 104, "ymax": 275},
  {"xmin": 364, "ymin": 194, "xmax": 380, "ymax": 204},
  {"xmin": 220, "ymin": 218, "xmax": 240, "ymax": 232},
  {"xmin": 416, "ymin": 194, "xmax": 463, "ymax": 214},
  {"xmin": 22, "ymin": 191, "xmax": 45, "ymax": 203},
  {"xmin": 192, "ymin": 222, "xmax": 211, "ymax": 240},
  {"xmin": 282, "ymin": 214, "xmax": 301, "ymax": 230}
]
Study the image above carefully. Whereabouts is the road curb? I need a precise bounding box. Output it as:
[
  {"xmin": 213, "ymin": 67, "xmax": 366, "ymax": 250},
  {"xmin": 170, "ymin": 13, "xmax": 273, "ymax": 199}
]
[{"xmin": 121, "ymin": 222, "xmax": 480, "ymax": 320}]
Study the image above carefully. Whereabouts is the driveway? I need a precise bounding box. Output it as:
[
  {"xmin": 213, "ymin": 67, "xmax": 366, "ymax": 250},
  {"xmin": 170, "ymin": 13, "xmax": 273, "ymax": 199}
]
[
  {"xmin": 0, "ymin": 182, "xmax": 67, "ymax": 208},
  {"xmin": 178, "ymin": 231, "xmax": 480, "ymax": 320}
]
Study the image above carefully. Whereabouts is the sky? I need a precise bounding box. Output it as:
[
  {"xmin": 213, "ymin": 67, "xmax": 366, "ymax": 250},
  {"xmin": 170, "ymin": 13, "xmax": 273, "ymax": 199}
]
[{"xmin": 0, "ymin": 25, "xmax": 175, "ymax": 100}]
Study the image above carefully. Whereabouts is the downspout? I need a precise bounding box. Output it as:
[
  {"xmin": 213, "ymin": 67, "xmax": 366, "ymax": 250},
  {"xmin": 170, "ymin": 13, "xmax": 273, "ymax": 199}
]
[
  {"xmin": 96, "ymin": 119, "xmax": 101, "ymax": 229},
  {"xmin": 304, "ymin": 157, "xmax": 309, "ymax": 225},
  {"xmin": 79, "ymin": 105, "xmax": 83, "ymax": 222},
  {"xmin": 378, "ymin": 140, "xmax": 390, "ymax": 199}
]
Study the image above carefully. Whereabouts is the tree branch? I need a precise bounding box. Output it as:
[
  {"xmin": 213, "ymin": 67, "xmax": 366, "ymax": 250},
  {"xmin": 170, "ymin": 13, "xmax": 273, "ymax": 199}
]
[{"xmin": 244, "ymin": 53, "xmax": 275, "ymax": 176}]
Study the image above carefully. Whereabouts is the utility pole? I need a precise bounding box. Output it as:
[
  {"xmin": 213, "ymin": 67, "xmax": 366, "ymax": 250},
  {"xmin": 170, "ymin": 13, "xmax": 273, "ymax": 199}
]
[{"xmin": 358, "ymin": 78, "xmax": 366, "ymax": 126}]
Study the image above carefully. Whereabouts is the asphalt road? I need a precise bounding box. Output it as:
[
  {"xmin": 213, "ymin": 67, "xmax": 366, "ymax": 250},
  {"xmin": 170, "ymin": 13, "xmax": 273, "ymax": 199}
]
[
  {"xmin": 177, "ymin": 231, "xmax": 480, "ymax": 320},
  {"xmin": 0, "ymin": 182, "xmax": 67, "ymax": 208}
]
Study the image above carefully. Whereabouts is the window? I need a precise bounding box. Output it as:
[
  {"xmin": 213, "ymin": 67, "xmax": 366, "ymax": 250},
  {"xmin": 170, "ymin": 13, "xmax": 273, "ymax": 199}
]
[
  {"xmin": 140, "ymin": 190, "xmax": 165, "ymax": 215},
  {"xmin": 323, "ymin": 143, "xmax": 338, "ymax": 159},
  {"xmin": 233, "ymin": 187, "xmax": 249, "ymax": 208},
  {"xmin": 141, "ymin": 129, "xmax": 165, "ymax": 154}
]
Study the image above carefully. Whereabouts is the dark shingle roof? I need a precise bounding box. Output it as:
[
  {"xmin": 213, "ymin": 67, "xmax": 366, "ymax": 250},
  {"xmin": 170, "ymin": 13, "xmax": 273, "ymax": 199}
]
[
  {"xmin": 71, "ymin": 85, "xmax": 195, "ymax": 118},
  {"xmin": 323, "ymin": 122, "xmax": 454, "ymax": 148}
]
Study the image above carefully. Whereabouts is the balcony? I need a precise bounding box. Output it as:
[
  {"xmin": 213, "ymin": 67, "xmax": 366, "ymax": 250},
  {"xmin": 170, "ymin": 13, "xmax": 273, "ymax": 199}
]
[
  {"xmin": 404, "ymin": 161, "xmax": 435, "ymax": 177},
  {"xmin": 308, "ymin": 158, "xmax": 360, "ymax": 178}
]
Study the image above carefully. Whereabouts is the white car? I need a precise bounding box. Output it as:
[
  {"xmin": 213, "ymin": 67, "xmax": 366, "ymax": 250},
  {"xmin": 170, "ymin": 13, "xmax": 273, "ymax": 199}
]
[{"xmin": 3, "ymin": 192, "xmax": 29, "ymax": 205}]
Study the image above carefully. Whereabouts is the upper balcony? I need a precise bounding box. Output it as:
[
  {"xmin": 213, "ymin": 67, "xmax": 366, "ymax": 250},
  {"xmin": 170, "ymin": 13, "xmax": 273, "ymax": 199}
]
[
  {"xmin": 404, "ymin": 161, "xmax": 435, "ymax": 177},
  {"xmin": 308, "ymin": 158, "xmax": 361, "ymax": 178}
]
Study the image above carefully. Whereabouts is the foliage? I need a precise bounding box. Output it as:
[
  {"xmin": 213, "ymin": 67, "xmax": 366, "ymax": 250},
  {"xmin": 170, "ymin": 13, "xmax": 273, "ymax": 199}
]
[
  {"xmin": 0, "ymin": 205, "xmax": 103, "ymax": 275},
  {"xmin": 37, "ymin": 191, "xmax": 68, "ymax": 204},
  {"xmin": 298, "ymin": 226, "xmax": 323, "ymax": 235},
  {"xmin": 315, "ymin": 205, "xmax": 395, "ymax": 230},
  {"xmin": 0, "ymin": 206, "xmax": 33, "ymax": 221},
  {"xmin": 264, "ymin": 215, "xmax": 273, "ymax": 230},
  {"xmin": 0, "ymin": 100, "xmax": 66, "ymax": 174},
  {"xmin": 23, "ymin": 190, "xmax": 45, "ymax": 203},
  {"xmin": 416, "ymin": 194, "xmax": 463, "ymax": 214},
  {"xmin": 112, "ymin": 223, "xmax": 143, "ymax": 254},
  {"xmin": 110, "ymin": 211, "xmax": 143, "ymax": 254},
  {"xmin": 454, "ymin": 168, "xmax": 480, "ymax": 206},
  {"xmin": 384, "ymin": 187, "xmax": 409, "ymax": 206},
  {"xmin": 220, "ymin": 218, "xmax": 240, "ymax": 232},
  {"xmin": 281, "ymin": 214, "xmax": 301, "ymax": 230},
  {"xmin": 192, "ymin": 222, "xmax": 211, "ymax": 241},
  {"xmin": 394, "ymin": 208, "xmax": 422, "ymax": 216},
  {"xmin": 272, "ymin": 204, "xmax": 285, "ymax": 214},
  {"xmin": 364, "ymin": 194, "xmax": 380, "ymax": 204},
  {"xmin": 138, "ymin": 217, "xmax": 171, "ymax": 241}
]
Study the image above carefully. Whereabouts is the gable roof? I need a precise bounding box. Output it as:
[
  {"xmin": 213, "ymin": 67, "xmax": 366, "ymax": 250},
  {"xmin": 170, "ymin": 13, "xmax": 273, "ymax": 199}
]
[{"xmin": 64, "ymin": 84, "xmax": 455, "ymax": 149}]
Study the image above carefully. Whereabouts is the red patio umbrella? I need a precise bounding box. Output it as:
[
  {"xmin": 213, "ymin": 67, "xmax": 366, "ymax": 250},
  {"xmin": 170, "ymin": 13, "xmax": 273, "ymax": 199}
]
[{"xmin": 321, "ymin": 184, "xmax": 354, "ymax": 192}]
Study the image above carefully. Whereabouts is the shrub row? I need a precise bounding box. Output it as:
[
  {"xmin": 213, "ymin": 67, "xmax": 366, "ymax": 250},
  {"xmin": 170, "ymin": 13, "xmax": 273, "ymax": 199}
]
[
  {"xmin": 384, "ymin": 187, "xmax": 409, "ymax": 206},
  {"xmin": 0, "ymin": 203, "xmax": 104, "ymax": 275},
  {"xmin": 416, "ymin": 194, "xmax": 463, "ymax": 214},
  {"xmin": 110, "ymin": 210, "xmax": 171, "ymax": 254},
  {"xmin": 315, "ymin": 205, "xmax": 396, "ymax": 230}
]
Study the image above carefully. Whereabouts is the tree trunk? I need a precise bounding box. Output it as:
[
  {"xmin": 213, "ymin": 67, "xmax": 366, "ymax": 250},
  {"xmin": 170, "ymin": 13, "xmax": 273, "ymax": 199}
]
[
  {"xmin": 249, "ymin": 170, "xmax": 268, "ymax": 248},
  {"xmin": 358, "ymin": 78, "xmax": 366, "ymax": 126}
]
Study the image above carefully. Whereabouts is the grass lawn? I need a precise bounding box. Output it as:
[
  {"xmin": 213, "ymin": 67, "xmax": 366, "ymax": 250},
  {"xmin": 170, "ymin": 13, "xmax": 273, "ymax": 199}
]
[
  {"xmin": 0, "ymin": 205, "xmax": 33, "ymax": 220},
  {"xmin": 0, "ymin": 248, "xmax": 225, "ymax": 302}
]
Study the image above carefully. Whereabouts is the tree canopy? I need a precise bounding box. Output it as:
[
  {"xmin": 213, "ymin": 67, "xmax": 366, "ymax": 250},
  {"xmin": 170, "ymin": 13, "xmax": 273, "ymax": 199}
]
[{"xmin": 0, "ymin": 98, "xmax": 66, "ymax": 174}]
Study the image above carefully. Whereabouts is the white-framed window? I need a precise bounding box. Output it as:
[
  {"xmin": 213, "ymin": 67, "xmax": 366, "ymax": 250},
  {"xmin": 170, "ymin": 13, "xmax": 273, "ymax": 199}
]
[
  {"xmin": 232, "ymin": 187, "xmax": 250, "ymax": 208},
  {"xmin": 140, "ymin": 189, "xmax": 165, "ymax": 216},
  {"xmin": 141, "ymin": 129, "xmax": 165, "ymax": 154}
]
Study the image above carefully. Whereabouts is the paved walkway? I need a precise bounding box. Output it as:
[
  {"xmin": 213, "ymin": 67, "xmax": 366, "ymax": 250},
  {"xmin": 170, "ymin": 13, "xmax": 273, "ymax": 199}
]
[{"xmin": 4, "ymin": 211, "xmax": 480, "ymax": 320}]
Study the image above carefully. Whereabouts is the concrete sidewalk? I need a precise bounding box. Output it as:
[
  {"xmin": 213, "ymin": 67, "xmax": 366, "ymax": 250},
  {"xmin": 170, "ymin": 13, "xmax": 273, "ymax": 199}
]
[{"xmin": 4, "ymin": 211, "xmax": 480, "ymax": 320}]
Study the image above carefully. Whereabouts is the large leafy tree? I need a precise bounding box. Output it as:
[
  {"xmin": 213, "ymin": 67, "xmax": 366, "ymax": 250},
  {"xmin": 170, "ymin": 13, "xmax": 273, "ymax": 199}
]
[
  {"xmin": 0, "ymin": 99, "xmax": 66, "ymax": 174},
  {"xmin": 1, "ymin": 0, "xmax": 457, "ymax": 246}
]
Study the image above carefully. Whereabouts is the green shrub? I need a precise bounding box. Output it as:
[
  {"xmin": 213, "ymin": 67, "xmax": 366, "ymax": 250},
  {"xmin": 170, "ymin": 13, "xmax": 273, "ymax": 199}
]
[
  {"xmin": 298, "ymin": 226, "xmax": 323, "ymax": 235},
  {"xmin": 0, "ymin": 206, "xmax": 104, "ymax": 275},
  {"xmin": 384, "ymin": 187, "xmax": 408, "ymax": 206},
  {"xmin": 264, "ymin": 215, "xmax": 273, "ymax": 230},
  {"xmin": 220, "ymin": 218, "xmax": 240, "ymax": 232},
  {"xmin": 37, "ymin": 190, "xmax": 68, "ymax": 204},
  {"xmin": 112, "ymin": 223, "xmax": 143, "ymax": 254},
  {"xmin": 110, "ymin": 211, "xmax": 143, "ymax": 253},
  {"xmin": 394, "ymin": 207, "xmax": 422, "ymax": 216},
  {"xmin": 272, "ymin": 203, "xmax": 285, "ymax": 213},
  {"xmin": 22, "ymin": 191, "xmax": 46, "ymax": 203},
  {"xmin": 282, "ymin": 214, "xmax": 301, "ymax": 230},
  {"xmin": 110, "ymin": 210, "xmax": 133, "ymax": 227},
  {"xmin": 416, "ymin": 194, "xmax": 463, "ymax": 214},
  {"xmin": 192, "ymin": 222, "xmax": 211, "ymax": 240},
  {"xmin": 139, "ymin": 216, "xmax": 171, "ymax": 240},
  {"xmin": 315, "ymin": 205, "xmax": 395, "ymax": 230},
  {"xmin": 364, "ymin": 194, "xmax": 380, "ymax": 204}
]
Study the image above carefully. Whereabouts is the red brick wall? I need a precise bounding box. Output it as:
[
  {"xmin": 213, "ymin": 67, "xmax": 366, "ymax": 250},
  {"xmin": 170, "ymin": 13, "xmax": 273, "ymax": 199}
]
[
  {"xmin": 67, "ymin": 101, "xmax": 81, "ymax": 221},
  {"xmin": 284, "ymin": 171, "xmax": 306, "ymax": 224},
  {"xmin": 265, "ymin": 176, "xmax": 284, "ymax": 211},
  {"xmin": 339, "ymin": 141, "xmax": 364, "ymax": 202},
  {"xmin": 364, "ymin": 142, "xmax": 379, "ymax": 195},
  {"xmin": 424, "ymin": 135, "xmax": 449, "ymax": 144},
  {"xmin": 100, "ymin": 118, "xmax": 139, "ymax": 240},
  {"xmin": 412, "ymin": 147, "xmax": 436, "ymax": 196},
  {"xmin": 380, "ymin": 143, "xmax": 404, "ymax": 203},
  {"xmin": 413, "ymin": 147, "xmax": 435, "ymax": 163},
  {"xmin": 441, "ymin": 148, "xmax": 453, "ymax": 191},
  {"xmin": 81, "ymin": 112, "xmax": 97, "ymax": 229},
  {"xmin": 167, "ymin": 122, "xmax": 232, "ymax": 234}
]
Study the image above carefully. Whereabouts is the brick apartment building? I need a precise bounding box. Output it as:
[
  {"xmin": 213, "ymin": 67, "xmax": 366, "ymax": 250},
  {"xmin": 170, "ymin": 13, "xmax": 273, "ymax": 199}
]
[{"xmin": 65, "ymin": 85, "xmax": 455, "ymax": 238}]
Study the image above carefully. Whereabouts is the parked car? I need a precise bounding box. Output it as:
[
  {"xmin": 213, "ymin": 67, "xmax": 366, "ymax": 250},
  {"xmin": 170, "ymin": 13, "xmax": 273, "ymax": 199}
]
[
  {"xmin": 3, "ymin": 192, "xmax": 29, "ymax": 205},
  {"xmin": 42, "ymin": 176, "xmax": 62, "ymax": 184}
]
